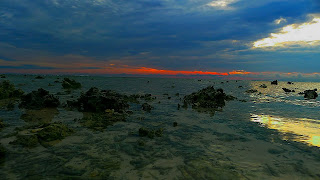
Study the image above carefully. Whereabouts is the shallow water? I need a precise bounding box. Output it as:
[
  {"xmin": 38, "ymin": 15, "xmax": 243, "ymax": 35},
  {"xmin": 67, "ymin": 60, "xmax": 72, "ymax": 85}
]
[{"xmin": 1, "ymin": 75, "xmax": 320, "ymax": 179}]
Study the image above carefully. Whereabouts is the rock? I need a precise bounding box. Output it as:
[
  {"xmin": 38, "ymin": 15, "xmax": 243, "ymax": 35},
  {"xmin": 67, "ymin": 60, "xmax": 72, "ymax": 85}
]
[
  {"xmin": 142, "ymin": 103, "xmax": 153, "ymax": 112},
  {"xmin": 245, "ymin": 89, "xmax": 258, "ymax": 93},
  {"xmin": 173, "ymin": 122, "xmax": 178, "ymax": 127},
  {"xmin": 304, "ymin": 90, "xmax": 318, "ymax": 99},
  {"xmin": 37, "ymin": 122, "xmax": 74, "ymax": 142},
  {"xmin": 0, "ymin": 75, "xmax": 6, "ymax": 78},
  {"xmin": 271, "ymin": 80, "xmax": 278, "ymax": 85},
  {"xmin": 0, "ymin": 80, "xmax": 24, "ymax": 100},
  {"xmin": 282, "ymin": 88, "xmax": 295, "ymax": 93},
  {"xmin": 0, "ymin": 144, "xmax": 6, "ymax": 163},
  {"xmin": 260, "ymin": 84, "xmax": 267, "ymax": 88},
  {"xmin": 35, "ymin": 76, "xmax": 44, "ymax": 79},
  {"xmin": 62, "ymin": 78, "xmax": 82, "ymax": 89},
  {"xmin": 175, "ymin": 93, "xmax": 180, "ymax": 96},
  {"xmin": 19, "ymin": 88, "xmax": 60, "ymax": 109},
  {"xmin": 67, "ymin": 87, "xmax": 129, "ymax": 113},
  {"xmin": 238, "ymin": 86, "xmax": 243, "ymax": 88},
  {"xmin": 287, "ymin": 82, "xmax": 293, "ymax": 84},
  {"xmin": 183, "ymin": 86, "xmax": 235, "ymax": 114}
]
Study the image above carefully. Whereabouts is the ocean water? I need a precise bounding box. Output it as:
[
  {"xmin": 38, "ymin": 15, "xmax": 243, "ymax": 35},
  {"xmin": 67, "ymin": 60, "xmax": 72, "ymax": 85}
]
[{"xmin": 1, "ymin": 75, "xmax": 320, "ymax": 179}]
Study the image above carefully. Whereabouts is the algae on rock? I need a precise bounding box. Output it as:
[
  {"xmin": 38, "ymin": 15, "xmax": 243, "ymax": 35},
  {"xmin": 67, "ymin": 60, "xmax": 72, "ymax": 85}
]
[{"xmin": 62, "ymin": 78, "xmax": 82, "ymax": 89}]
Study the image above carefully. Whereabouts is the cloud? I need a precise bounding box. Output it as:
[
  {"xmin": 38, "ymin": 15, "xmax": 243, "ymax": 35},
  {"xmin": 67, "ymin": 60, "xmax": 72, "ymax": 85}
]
[
  {"xmin": 274, "ymin": 17, "xmax": 287, "ymax": 24},
  {"xmin": 253, "ymin": 14, "xmax": 320, "ymax": 48},
  {"xmin": 207, "ymin": 0, "xmax": 239, "ymax": 10}
]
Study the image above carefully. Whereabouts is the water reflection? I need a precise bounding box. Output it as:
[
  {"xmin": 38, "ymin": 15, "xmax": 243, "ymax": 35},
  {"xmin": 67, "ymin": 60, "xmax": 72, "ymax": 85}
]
[{"xmin": 251, "ymin": 114, "xmax": 320, "ymax": 147}]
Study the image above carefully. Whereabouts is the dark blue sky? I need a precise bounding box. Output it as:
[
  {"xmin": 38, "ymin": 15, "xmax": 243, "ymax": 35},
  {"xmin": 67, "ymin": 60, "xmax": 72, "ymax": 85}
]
[{"xmin": 0, "ymin": 0, "xmax": 320, "ymax": 77}]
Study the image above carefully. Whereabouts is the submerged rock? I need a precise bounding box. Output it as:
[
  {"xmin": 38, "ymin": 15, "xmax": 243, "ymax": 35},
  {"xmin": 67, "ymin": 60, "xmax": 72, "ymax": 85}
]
[
  {"xmin": 0, "ymin": 80, "xmax": 24, "ymax": 100},
  {"xmin": 10, "ymin": 122, "xmax": 73, "ymax": 148},
  {"xmin": 260, "ymin": 84, "xmax": 267, "ymax": 88},
  {"xmin": 245, "ymin": 89, "xmax": 258, "ymax": 93},
  {"xmin": 19, "ymin": 88, "xmax": 60, "ymax": 109},
  {"xmin": 62, "ymin": 78, "xmax": 82, "ymax": 89},
  {"xmin": 271, "ymin": 80, "xmax": 278, "ymax": 85},
  {"xmin": 68, "ymin": 87, "xmax": 129, "ymax": 113},
  {"xmin": 138, "ymin": 127, "xmax": 163, "ymax": 139},
  {"xmin": 10, "ymin": 134, "xmax": 39, "ymax": 148},
  {"xmin": 282, "ymin": 88, "xmax": 295, "ymax": 93},
  {"xmin": 183, "ymin": 86, "xmax": 235, "ymax": 114},
  {"xmin": 79, "ymin": 112, "xmax": 126, "ymax": 130},
  {"xmin": 142, "ymin": 103, "xmax": 153, "ymax": 112},
  {"xmin": 37, "ymin": 122, "xmax": 74, "ymax": 142},
  {"xmin": 304, "ymin": 90, "xmax": 318, "ymax": 99}
]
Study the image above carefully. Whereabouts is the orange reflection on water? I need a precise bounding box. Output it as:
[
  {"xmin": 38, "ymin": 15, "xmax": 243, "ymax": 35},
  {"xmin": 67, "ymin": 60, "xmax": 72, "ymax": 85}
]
[{"xmin": 251, "ymin": 114, "xmax": 320, "ymax": 147}]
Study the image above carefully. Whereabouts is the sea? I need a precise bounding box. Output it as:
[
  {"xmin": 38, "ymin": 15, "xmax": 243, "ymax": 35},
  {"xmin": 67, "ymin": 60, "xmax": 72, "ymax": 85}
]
[{"xmin": 1, "ymin": 74, "xmax": 320, "ymax": 179}]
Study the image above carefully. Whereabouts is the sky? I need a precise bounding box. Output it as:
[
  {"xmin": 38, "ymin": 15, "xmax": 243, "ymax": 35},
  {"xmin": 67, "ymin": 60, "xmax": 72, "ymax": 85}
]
[{"xmin": 0, "ymin": 0, "xmax": 320, "ymax": 79}]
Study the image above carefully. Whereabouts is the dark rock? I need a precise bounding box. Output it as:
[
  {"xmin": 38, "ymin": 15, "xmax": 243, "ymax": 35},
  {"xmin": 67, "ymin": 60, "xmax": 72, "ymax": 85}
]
[
  {"xmin": 142, "ymin": 103, "xmax": 153, "ymax": 112},
  {"xmin": 282, "ymin": 88, "xmax": 295, "ymax": 93},
  {"xmin": 177, "ymin": 104, "xmax": 181, "ymax": 110},
  {"xmin": 175, "ymin": 93, "xmax": 180, "ymax": 96},
  {"xmin": 271, "ymin": 80, "xmax": 278, "ymax": 85},
  {"xmin": 54, "ymin": 80, "xmax": 60, "ymax": 83},
  {"xmin": 304, "ymin": 90, "xmax": 318, "ymax": 99},
  {"xmin": 67, "ymin": 87, "xmax": 129, "ymax": 113},
  {"xmin": 0, "ymin": 144, "xmax": 6, "ymax": 163},
  {"xmin": 173, "ymin": 122, "xmax": 178, "ymax": 127},
  {"xmin": 260, "ymin": 84, "xmax": 267, "ymax": 88},
  {"xmin": 168, "ymin": 97, "xmax": 171, "ymax": 99},
  {"xmin": 0, "ymin": 118, "xmax": 4, "ymax": 129},
  {"xmin": 245, "ymin": 89, "xmax": 258, "ymax": 93},
  {"xmin": 0, "ymin": 80, "xmax": 24, "ymax": 100},
  {"xmin": 19, "ymin": 88, "xmax": 60, "ymax": 109},
  {"xmin": 287, "ymin": 82, "xmax": 293, "ymax": 84},
  {"xmin": 0, "ymin": 75, "xmax": 6, "ymax": 78},
  {"xmin": 183, "ymin": 86, "xmax": 235, "ymax": 114},
  {"xmin": 238, "ymin": 86, "xmax": 243, "ymax": 88},
  {"xmin": 35, "ymin": 76, "xmax": 44, "ymax": 79},
  {"xmin": 62, "ymin": 78, "xmax": 82, "ymax": 89}
]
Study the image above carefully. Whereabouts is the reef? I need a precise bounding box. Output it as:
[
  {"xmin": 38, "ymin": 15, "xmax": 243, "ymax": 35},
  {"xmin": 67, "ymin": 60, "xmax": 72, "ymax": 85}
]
[
  {"xmin": 0, "ymin": 80, "xmax": 24, "ymax": 100},
  {"xmin": 138, "ymin": 127, "xmax": 164, "ymax": 139},
  {"xmin": 68, "ymin": 87, "xmax": 131, "ymax": 130},
  {"xmin": 19, "ymin": 88, "xmax": 60, "ymax": 109},
  {"xmin": 10, "ymin": 122, "xmax": 74, "ymax": 148},
  {"xmin": 62, "ymin": 78, "xmax": 82, "ymax": 89},
  {"xmin": 183, "ymin": 86, "xmax": 235, "ymax": 114}
]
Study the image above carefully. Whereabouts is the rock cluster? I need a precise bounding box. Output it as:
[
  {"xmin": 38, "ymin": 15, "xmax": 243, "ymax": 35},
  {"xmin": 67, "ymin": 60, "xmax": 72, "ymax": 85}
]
[
  {"xmin": 68, "ymin": 87, "xmax": 129, "ymax": 113},
  {"xmin": 183, "ymin": 86, "xmax": 235, "ymax": 113},
  {"xmin": 62, "ymin": 78, "xmax": 82, "ymax": 89},
  {"xmin": 303, "ymin": 89, "xmax": 318, "ymax": 99},
  {"xmin": 19, "ymin": 88, "xmax": 60, "ymax": 109},
  {"xmin": 0, "ymin": 80, "xmax": 24, "ymax": 100}
]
